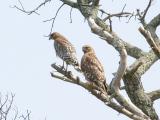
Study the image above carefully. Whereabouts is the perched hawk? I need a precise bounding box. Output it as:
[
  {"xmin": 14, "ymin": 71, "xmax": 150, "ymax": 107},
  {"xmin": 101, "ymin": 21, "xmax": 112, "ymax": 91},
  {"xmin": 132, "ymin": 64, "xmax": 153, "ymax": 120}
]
[
  {"xmin": 81, "ymin": 45, "xmax": 108, "ymax": 92},
  {"xmin": 49, "ymin": 32, "xmax": 80, "ymax": 71}
]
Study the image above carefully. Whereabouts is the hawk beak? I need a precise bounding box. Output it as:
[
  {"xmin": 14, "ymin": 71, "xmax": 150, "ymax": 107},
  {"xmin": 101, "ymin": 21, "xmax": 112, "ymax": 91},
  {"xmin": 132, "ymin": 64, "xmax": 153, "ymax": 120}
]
[
  {"xmin": 49, "ymin": 36, "xmax": 51, "ymax": 40},
  {"xmin": 82, "ymin": 47, "xmax": 85, "ymax": 53},
  {"xmin": 48, "ymin": 34, "xmax": 52, "ymax": 40}
]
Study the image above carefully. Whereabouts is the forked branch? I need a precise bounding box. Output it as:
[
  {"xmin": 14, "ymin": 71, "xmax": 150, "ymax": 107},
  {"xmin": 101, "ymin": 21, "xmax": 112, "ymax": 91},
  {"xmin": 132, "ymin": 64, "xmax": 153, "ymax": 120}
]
[
  {"xmin": 110, "ymin": 48, "xmax": 127, "ymax": 92},
  {"xmin": 50, "ymin": 64, "xmax": 149, "ymax": 120},
  {"xmin": 137, "ymin": 0, "xmax": 153, "ymax": 25},
  {"xmin": 13, "ymin": 0, "xmax": 52, "ymax": 15},
  {"xmin": 0, "ymin": 93, "xmax": 31, "ymax": 120},
  {"xmin": 109, "ymin": 48, "xmax": 150, "ymax": 119}
]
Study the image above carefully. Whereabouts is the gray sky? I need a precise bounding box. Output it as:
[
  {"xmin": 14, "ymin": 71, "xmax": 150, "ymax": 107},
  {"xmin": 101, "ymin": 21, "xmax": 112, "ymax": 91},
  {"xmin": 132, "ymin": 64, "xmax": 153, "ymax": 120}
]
[{"xmin": 0, "ymin": 0, "xmax": 160, "ymax": 119}]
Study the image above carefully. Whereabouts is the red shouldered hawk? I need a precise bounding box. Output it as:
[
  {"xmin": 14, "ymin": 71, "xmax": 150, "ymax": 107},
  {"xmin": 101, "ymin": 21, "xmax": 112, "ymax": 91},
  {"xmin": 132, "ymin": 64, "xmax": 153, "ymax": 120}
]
[
  {"xmin": 49, "ymin": 32, "xmax": 80, "ymax": 71},
  {"xmin": 81, "ymin": 45, "xmax": 108, "ymax": 92}
]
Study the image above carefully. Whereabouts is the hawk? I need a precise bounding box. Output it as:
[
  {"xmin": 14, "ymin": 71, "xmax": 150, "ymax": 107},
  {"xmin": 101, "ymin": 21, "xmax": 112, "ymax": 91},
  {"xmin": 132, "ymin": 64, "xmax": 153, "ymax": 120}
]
[
  {"xmin": 81, "ymin": 45, "xmax": 108, "ymax": 92},
  {"xmin": 49, "ymin": 32, "xmax": 80, "ymax": 71}
]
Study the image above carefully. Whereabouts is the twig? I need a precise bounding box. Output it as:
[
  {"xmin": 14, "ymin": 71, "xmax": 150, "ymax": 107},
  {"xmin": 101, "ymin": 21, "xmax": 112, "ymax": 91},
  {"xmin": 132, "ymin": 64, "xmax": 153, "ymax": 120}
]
[
  {"xmin": 137, "ymin": 0, "xmax": 153, "ymax": 25},
  {"xmin": 103, "ymin": 4, "xmax": 132, "ymax": 22},
  {"xmin": 13, "ymin": 107, "xmax": 18, "ymax": 120},
  {"xmin": 141, "ymin": 0, "xmax": 153, "ymax": 21},
  {"xmin": 122, "ymin": 4, "xmax": 126, "ymax": 13},
  {"xmin": 69, "ymin": 7, "xmax": 73, "ymax": 23},
  {"xmin": 109, "ymin": 18, "xmax": 112, "ymax": 32},
  {"xmin": 13, "ymin": 0, "xmax": 52, "ymax": 15},
  {"xmin": 4, "ymin": 93, "xmax": 15, "ymax": 119},
  {"xmin": 103, "ymin": 12, "xmax": 132, "ymax": 21},
  {"xmin": 43, "ymin": 3, "xmax": 65, "ymax": 35},
  {"xmin": 19, "ymin": 110, "xmax": 31, "ymax": 120},
  {"xmin": 18, "ymin": 0, "xmax": 24, "ymax": 10}
]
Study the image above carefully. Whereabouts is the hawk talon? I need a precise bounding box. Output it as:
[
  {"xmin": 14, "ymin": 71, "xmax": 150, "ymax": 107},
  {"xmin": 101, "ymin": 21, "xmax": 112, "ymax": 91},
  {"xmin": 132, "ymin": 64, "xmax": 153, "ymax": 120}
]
[
  {"xmin": 99, "ymin": 91, "xmax": 103, "ymax": 96},
  {"xmin": 64, "ymin": 70, "xmax": 72, "ymax": 78},
  {"xmin": 76, "ymin": 76, "xmax": 80, "ymax": 84},
  {"xmin": 60, "ymin": 66, "xmax": 65, "ymax": 71}
]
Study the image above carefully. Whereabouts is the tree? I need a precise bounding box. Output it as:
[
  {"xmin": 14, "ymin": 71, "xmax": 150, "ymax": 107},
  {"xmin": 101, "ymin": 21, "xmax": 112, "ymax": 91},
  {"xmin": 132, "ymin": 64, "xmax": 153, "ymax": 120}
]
[
  {"xmin": 13, "ymin": 0, "xmax": 160, "ymax": 119},
  {"xmin": 0, "ymin": 93, "xmax": 31, "ymax": 120}
]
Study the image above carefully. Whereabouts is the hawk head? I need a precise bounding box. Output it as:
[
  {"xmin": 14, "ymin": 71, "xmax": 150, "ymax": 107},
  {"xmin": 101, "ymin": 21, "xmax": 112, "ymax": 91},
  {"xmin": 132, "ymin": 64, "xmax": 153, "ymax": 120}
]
[
  {"xmin": 82, "ymin": 45, "xmax": 94, "ymax": 53},
  {"xmin": 49, "ymin": 32, "xmax": 61, "ymax": 40}
]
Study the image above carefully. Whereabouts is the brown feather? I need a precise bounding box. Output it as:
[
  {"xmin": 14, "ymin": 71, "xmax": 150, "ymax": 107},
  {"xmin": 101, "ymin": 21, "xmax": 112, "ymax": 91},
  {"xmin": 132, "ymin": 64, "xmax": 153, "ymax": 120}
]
[
  {"xmin": 50, "ymin": 32, "xmax": 81, "ymax": 71},
  {"xmin": 81, "ymin": 45, "xmax": 107, "ymax": 92}
]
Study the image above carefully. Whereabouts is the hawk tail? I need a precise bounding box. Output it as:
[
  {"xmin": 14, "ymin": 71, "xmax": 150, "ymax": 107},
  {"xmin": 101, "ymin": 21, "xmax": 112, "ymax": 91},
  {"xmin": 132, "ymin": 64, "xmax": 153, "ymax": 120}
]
[{"xmin": 95, "ymin": 80, "xmax": 108, "ymax": 94}]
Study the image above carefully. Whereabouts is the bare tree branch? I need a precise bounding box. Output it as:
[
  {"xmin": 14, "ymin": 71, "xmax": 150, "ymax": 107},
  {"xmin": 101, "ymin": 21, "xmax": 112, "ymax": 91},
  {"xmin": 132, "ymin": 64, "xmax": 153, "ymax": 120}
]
[
  {"xmin": 4, "ymin": 94, "xmax": 15, "ymax": 120},
  {"xmin": 51, "ymin": 63, "xmax": 102, "ymax": 91},
  {"xmin": 126, "ymin": 50, "xmax": 158, "ymax": 78},
  {"xmin": 88, "ymin": 17, "xmax": 113, "ymax": 41},
  {"xmin": 13, "ymin": 108, "xmax": 18, "ymax": 120},
  {"xmin": 110, "ymin": 48, "xmax": 127, "ymax": 92},
  {"xmin": 109, "ymin": 48, "xmax": 150, "ymax": 119},
  {"xmin": 0, "ymin": 93, "xmax": 32, "ymax": 120},
  {"xmin": 102, "ymin": 4, "xmax": 134, "ymax": 23},
  {"xmin": 69, "ymin": 7, "xmax": 73, "ymax": 23},
  {"xmin": 123, "ymin": 50, "xmax": 159, "ymax": 119},
  {"xmin": 43, "ymin": 3, "xmax": 65, "ymax": 34},
  {"xmin": 19, "ymin": 110, "xmax": 31, "ymax": 120},
  {"xmin": 50, "ymin": 64, "xmax": 149, "ymax": 120},
  {"xmin": 126, "ymin": 60, "xmax": 143, "ymax": 75},
  {"xmin": 138, "ymin": 0, "xmax": 153, "ymax": 25},
  {"xmin": 147, "ymin": 89, "xmax": 160, "ymax": 102},
  {"xmin": 13, "ymin": 0, "xmax": 52, "ymax": 15},
  {"xmin": 148, "ymin": 13, "xmax": 160, "ymax": 30},
  {"xmin": 141, "ymin": 0, "xmax": 153, "ymax": 23},
  {"xmin": 103, "ymin": 12, "xmax": 132, "ymax": 22},
  {"xmin": 139, "ymin": 26, "xmax": 160, "ymax": 58},
  {"xmin": 88, "ymin": 16, "xmax": 146, "ymax": 59},
  {"xmin": 59, "ymin": 0, "xmax": 78, "ymax": 8}
]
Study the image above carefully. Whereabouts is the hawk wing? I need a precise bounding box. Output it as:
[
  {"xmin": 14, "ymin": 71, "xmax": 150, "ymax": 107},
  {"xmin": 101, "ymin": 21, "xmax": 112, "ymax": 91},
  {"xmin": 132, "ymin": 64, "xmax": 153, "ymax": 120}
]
[
  {"xmin": 81, "ymin": 52, "xmax": 105, "ymax": 82},
  {"xmin": 54, "ymin": 37, "xmax": 78, "ymax": 66},
  {"xmin": 54, "ymin": 37, "xmax": 76, "ymax": 54}
]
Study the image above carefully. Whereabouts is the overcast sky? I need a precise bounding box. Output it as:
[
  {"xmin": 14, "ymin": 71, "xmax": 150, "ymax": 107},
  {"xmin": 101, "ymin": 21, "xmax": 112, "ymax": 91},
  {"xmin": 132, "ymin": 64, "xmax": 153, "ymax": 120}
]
[{"xmin": 0, "ymin": 0, "xmax": 160, "ymax": 119}]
